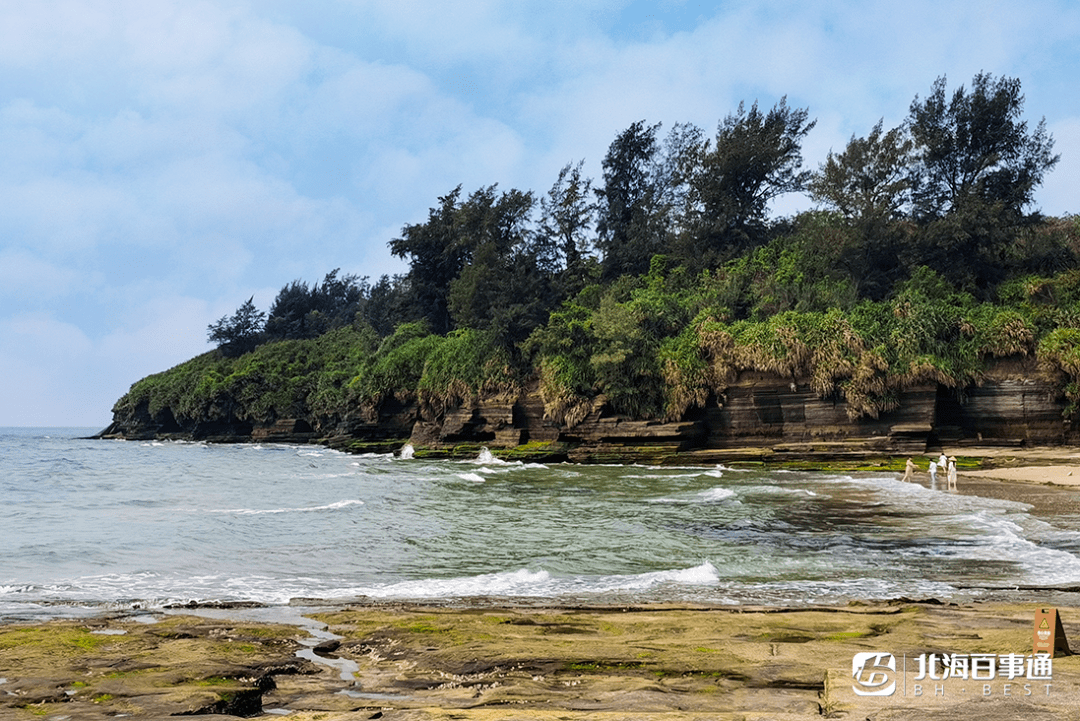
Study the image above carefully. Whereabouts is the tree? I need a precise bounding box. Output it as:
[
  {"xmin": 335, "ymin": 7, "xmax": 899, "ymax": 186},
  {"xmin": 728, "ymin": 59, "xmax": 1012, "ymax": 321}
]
[
  {"xmin": 361, "ymin": 274, "xmax": 409, "ymax": 337},
  {"xmin": 810, "ymin": 120, "xmax": 913, "ymax": 222},
  {"xmin": 909, "ymin": 72, "xmax": 1058, "ymax": 221},
  {"xmin": 594, "ymin": 121, "xmax": 666, "ymax": 280},
  {"xmin": 207, "ymin": 297, "xmax": 265, "ymax": 356},
  {"xmin": 264, "ymin": 269, "xmax": 367, "ymax": 341},
  {"xmin": 808, "ymin": 120, "xmax": 914, "ymax": 299},
  {"xmin": 389, "ymin": 187, "xmax": 468, "ymax": 335},
  {"xmin": 448, "ymin": 186, "xmax": 556, "ymax": 347},
  {"xmin": 540, "ymin": 160, "xmax": 596, "ymax": 296},
  {"xmin": 683, "ymin": 98, "xmax": 815, "ymax": 264},
  {"xmin": 594, "ymin": 121, "xmax": 705, "ymax": 279},
  {"xmin": 907, "ymin": 73, "xmax": 1060, "ymax": 292}
]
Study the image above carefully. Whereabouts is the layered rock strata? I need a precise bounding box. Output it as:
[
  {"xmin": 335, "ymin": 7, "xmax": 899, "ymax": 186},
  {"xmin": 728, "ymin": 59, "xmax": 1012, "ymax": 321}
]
[{"xmin": 95, "ymin": 356, "xmax": 1075, "ymax": 462}]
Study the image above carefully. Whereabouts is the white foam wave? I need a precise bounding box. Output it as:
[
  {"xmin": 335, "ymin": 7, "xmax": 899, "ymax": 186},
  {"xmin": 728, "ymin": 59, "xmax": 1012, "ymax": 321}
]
[
  {"xmin": 352, "ymin": 562, "xmax": 719, "ymax": 599},
  {"xmin": 0, "ymin": 584, "xmax": 35, "ymax": 594},
  {"xmin": 957, "ymin": 512, "xmax": 1080, "ymax": 585},
  {"xmin": 698, "ymin": 487, "xmax": 736, "ymax": 502},
  {"xmin": 649, "ymin": 487, "xmax": 736, "ymax": 504},
  {"xmin": 469, "ymin": 447, "xmax": 526, "ymax": 467},
  {"xmin": 208, "ymin": 499, "xmax": 364, "ymax": 515},
  {"xmin": 20, "ymin": 572, "xmax": 329, "ymax": 607},
  {"xmin": 457, "ymin": 472, "xmax": 486, "ymax": 483},
  {"xmin": 745, "ymin": 484, "xmax": 819, "ymax": 497},
  {"xmin": 641, "ymin": 561, "xmax": 720, "ymax": 586},
  {"xmin": 359, "ymin": 568, "xmax": 552, "ymax": 598},
  {"xmin": 737, "ymin": 577, "xmax": 958, "ymax": 604},
  {"xmin": 624, "ymin": 470, "xmax": 715, "ymax": 480}
]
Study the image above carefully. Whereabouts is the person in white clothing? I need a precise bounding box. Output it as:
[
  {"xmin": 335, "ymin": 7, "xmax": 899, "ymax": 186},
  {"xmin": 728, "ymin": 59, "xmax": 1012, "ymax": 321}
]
[
  {"xmin": 928, "ymin": 459, "xmax": 939, "ymax": 489},
  {"xmin": 947, "ymin": 456, "xmax": 958, "ymax": 490}
]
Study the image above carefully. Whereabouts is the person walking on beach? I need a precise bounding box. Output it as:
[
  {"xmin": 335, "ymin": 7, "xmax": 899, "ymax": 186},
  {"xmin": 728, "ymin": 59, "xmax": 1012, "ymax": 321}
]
[
  {"xmin": 947, "ymin": 456, "xmax": 958, "ymax": 490},
  {"xmin": 928, "ymin": 458, "xmax": 938, "ymax": 490},
  {"xmin": 903, "ymin": 458, "xmax": 916, "ymax": 482}
]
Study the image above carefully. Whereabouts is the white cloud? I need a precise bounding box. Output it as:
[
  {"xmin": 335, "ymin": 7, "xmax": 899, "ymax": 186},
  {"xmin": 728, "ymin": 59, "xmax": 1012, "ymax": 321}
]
[
  {"xmin": 1, "ymin": 0, "xmax": 1079, "ymax": 425},
  {"xmin": 332, "ymin": 0, "xmax": 543, "ymax": 67},
  {"xmin": 0, "ymin": 313, "xmax": 97, "ymax": 426},
  {"xmin": 0, "ymin": 249, "xmax": 91, "ymax": 301}
]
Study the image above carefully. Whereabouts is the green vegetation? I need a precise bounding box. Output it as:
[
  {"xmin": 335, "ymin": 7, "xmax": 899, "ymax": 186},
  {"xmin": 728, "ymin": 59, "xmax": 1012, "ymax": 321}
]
[
  {"xmin": 114, "ymin": 73, "xmax": 1080, "ymax": 431},
  {"xmin": 0, "ymin": 626, "xmax": 115, "ymax": 655}
]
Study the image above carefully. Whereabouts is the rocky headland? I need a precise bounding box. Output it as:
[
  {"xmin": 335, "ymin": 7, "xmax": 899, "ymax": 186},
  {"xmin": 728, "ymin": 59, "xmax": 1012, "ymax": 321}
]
[{"xmin": 95, "ymin": 355, "xmax": 1077, "ymax": 468}]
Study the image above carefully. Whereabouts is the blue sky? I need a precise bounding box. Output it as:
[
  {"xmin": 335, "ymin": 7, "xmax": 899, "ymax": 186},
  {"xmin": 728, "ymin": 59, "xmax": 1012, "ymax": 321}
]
[{"xmin": 2, "ymin": 0, "xmax": 1078, "ymax": 426}]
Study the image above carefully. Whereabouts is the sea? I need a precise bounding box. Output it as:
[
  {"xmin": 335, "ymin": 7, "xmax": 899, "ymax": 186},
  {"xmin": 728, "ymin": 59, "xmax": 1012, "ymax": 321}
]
[{"xmin": 5, "ymin": 426, "xmax": 1080, "ymax": 624}]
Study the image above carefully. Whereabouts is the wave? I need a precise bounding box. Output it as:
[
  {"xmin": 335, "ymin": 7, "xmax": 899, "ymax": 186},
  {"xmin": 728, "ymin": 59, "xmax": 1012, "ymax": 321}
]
[
  {"xmin": 743, "ymin": 484, "xmax": 819, "ymax": 497},
  {"xmin": 456, "ymin": 472, "xmax": 486, "ymax": 483},
  {"xmin": 352, "ymin": 562, "xmax": 720, "ymax": 599},
  {"xmin": 698, "ymin": 487, "xmax": 736, "ymax": 502},
  {"xmin": 0, "ymin": 584, "xmax": 36, "ymax": 595},
  {"xmin": 475, "ymin": 447, "xmax": 499, "ymax": 464},
  {"xmin": 648, "ymin": 487, "xmax": 736, "ymax": 504},
  {"xmin": 952, "ymin": 511, "xmax": 1080, "ymax": 585},
  {"xmin": 726, "ymin": 577, "xmax": 960, "ymax": 605},
  {"xmin": 207, "ymin": 499, "xmax": 364, "ymax": 515},
  {"xmin": 466, "ymin": 447, "xmax": 542, "ymax": 469}
]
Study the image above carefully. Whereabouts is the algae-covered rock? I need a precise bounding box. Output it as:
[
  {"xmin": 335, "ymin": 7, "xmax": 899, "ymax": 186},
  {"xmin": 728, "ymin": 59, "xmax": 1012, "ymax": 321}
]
[
  {"xmin": 4, "ymin": 604, "xmax": 1080, "ymax": 720},
  {"xmin": 0, "ymin": 615, "xmax": 313, "ymax": 719}
]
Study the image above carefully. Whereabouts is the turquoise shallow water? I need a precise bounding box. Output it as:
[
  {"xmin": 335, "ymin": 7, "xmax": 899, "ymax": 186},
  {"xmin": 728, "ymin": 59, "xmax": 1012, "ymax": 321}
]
[{"xmin": 5, "ymin": 427, "xmax": 1080, "ymax": 621}]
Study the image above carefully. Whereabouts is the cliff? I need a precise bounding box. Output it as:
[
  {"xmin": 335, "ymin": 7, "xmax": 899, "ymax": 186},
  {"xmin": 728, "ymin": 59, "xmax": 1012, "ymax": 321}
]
[{"xmin": 95, "ymin": 355, "xmax": 1075, "ymax": 463}]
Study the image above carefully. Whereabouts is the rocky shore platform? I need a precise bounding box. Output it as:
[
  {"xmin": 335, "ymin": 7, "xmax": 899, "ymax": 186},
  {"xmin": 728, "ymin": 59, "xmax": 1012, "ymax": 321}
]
[{"xmin": 4, "ymin": 601, "xmax": 1080, "ymax": 720}]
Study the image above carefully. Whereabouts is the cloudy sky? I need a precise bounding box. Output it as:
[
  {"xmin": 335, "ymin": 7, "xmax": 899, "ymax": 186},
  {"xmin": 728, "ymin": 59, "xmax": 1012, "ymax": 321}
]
[{"xmin": 2, "ymin": 0, "xmax": 1078, "ymax": 427}]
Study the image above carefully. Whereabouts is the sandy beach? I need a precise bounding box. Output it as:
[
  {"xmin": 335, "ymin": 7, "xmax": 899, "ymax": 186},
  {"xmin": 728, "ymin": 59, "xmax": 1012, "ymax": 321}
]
[{"xmin": 922, "ymin": 446, "xmax": 1080, "ymax": 487}]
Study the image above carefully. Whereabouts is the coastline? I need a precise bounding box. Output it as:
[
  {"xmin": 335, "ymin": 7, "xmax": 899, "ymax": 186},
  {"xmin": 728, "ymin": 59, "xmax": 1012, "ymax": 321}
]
[
  {"xmin": 921, "ymin": 446, "xmax": 1080, "ymax": 487},
  {"xmin": 8, "ymin": 435, "xmax": 1080, "ymax": 718},
  {"xmin": 4, "ymin": 601, "xmax": 1080, "ymax": 720}
]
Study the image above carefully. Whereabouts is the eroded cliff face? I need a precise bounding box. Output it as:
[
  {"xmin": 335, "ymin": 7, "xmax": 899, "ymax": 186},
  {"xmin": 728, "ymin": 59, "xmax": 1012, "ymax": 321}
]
[{"xmin": 96, "ymin": 355, "xmax": 1075, "ymax": 461}]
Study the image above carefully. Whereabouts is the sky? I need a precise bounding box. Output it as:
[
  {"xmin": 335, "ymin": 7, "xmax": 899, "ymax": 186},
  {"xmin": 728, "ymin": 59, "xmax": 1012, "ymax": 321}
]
[{"xmin": 1, "ymin": 0, "xmax": 1078, "ymax": 427}]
